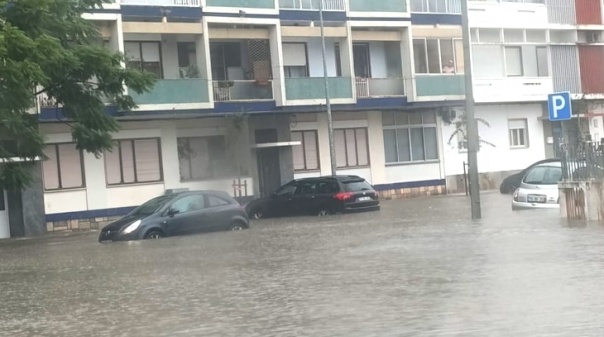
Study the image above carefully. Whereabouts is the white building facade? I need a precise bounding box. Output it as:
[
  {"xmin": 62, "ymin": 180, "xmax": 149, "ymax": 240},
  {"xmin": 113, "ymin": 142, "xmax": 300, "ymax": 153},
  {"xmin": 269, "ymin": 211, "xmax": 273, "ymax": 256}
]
[{"xmin": 3, "ymin": 0, "xmax": 600, "ymax": 236}]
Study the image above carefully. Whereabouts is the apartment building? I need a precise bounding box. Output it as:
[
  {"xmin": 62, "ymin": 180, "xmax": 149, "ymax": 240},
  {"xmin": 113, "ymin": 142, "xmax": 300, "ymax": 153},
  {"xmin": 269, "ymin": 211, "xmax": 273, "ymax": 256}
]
[{"xmin": 3, "ymin": 0, "xmax": 603, "ymax": 236}]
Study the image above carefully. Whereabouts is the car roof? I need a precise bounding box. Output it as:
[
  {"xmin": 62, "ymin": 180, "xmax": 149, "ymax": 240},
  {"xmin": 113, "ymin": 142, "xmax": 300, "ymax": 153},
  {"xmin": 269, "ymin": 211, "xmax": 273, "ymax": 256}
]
[
  {"xmin": 166, "ymin": 190, "xmax": 234, "ymax": 198},
  {"xmin": 534, "ymin": 161, "xmax": 561, "ymax": 168},
  {"xmin": 294, "ymin": 175, "xmax": 365, "ymax": 182}
]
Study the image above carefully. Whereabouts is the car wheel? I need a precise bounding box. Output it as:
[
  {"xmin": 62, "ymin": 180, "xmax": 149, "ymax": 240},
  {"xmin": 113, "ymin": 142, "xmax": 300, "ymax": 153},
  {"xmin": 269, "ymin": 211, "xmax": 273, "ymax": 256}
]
[
  {"xmin": 144, "ymin": 230, "xmax": 164, "ymax": 240},
  {"xmin": 317, "ymin": 208, "xmax": 332, "ymax": 217},
  {"xmin": 229, "ymin": 222, "xmax": 247, "ymax": 231},
  {"xmin": 249, "ymin": 208, "xmax": 264, "ymax": 219}
]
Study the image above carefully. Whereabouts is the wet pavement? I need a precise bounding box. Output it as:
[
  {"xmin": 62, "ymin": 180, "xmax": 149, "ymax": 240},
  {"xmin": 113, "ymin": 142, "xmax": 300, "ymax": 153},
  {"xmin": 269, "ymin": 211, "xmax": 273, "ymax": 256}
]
[{"xmin": 2, "ymin": 192, "xmax": 604, "ymax": 336}]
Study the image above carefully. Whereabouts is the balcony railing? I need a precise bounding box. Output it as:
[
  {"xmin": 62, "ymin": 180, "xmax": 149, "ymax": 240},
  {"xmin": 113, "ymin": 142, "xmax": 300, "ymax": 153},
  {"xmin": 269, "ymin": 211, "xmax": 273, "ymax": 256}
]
[
  {"xmin": 349, "ymin": 0, "xmax": 407, "ymax": 12},
  {"xmin": 130, "ymin": 79, "xmax": 209, "ymax": 105},
  {"xmin": 205, "ymin": 0, "xmax": 275, "ymax": 8},
  {"xmin": 355, "ymin": 78, "xmax": 405, "ymax": 98},
  {"xmin": 120, "ymin": 0, "xmax": 200, "ymax": 6},
  {"xmin": 212, "ymin": 80, "xmax": 274, "ymax": 102},
  {"xmin": 415, "ymin": 74, "xmax": 465, "ymax": 97},
  {"xmin": 280, "ymin": 0, "xmax": 346, "ymax": 11},
  {"xmin": 410, "ymin": 0, "xmax": 461, "ymax": 14},
  {"xmin": 285, "ymin": 77, "xmax": 353, "ymax": 100}
]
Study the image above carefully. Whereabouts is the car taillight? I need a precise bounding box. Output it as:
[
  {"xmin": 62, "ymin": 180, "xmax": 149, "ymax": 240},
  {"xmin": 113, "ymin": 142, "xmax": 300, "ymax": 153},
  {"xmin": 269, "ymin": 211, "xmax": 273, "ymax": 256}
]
[{"xmin": 334, "ymin": 192, "xmax": 354, "ymax": 201}]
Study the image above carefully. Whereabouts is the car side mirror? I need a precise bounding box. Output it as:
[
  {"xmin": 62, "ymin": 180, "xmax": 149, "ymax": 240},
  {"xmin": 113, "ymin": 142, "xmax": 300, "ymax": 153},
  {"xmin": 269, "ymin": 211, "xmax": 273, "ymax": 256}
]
[{"xmin": 166, "ymin": 208, "xmax": 180, "ymax": 217}]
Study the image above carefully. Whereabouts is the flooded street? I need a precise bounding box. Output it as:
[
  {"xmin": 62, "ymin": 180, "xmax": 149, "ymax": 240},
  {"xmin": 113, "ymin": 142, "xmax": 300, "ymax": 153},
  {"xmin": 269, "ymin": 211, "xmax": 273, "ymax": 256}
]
[{"xmin": 2, "ymin": 192, "xmax": 604, "ymax": 336}]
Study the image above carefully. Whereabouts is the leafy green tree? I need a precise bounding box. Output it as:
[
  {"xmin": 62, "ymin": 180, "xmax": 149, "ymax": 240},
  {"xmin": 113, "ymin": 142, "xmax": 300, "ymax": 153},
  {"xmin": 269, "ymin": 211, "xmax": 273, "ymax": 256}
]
[{"xmin": 0, "ymin": 0, "xmax": 155, "ymax": 189}]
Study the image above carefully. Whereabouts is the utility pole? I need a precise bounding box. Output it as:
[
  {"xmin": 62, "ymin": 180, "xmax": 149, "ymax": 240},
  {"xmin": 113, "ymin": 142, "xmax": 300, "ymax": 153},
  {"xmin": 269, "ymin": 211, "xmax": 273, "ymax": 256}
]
[
  {"xmin": 461, "ymin": 0, "xmax": 481, "ymax": 219},
  {"xmin": 319, "ymin": 0, "xmax": 337, "ymax": 176}
]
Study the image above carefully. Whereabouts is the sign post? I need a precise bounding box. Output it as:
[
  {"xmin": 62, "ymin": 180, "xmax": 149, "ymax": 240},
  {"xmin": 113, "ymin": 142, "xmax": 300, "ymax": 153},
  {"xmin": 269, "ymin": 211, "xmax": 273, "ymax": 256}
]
[{"xmin": 548, "ymin": 91, "xmax": 572, "ymax": 148}]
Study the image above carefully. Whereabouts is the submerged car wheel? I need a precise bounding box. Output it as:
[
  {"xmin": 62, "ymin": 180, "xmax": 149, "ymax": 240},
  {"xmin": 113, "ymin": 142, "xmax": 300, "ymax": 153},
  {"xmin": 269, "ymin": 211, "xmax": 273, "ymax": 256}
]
[
  {"xmin": 144, "ymin": 230, "xmax": 164, "ymax": 240},
  {"xmin": 229, "ymin": 222, "xmax": 247, "ymax": 231},
  {"xmin": 317, "ymin": 208, "xmax": 332, "ymax": 217},
  {"xmin": 250, "ymin": 208, "xmax": 264, "ymax": 219}
]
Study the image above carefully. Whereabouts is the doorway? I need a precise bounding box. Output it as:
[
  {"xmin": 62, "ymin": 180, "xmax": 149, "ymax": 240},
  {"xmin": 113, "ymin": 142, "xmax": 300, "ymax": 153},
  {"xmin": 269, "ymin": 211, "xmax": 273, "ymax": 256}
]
[
  {"xmin": 255, "ymin": 129, "xmax": 282, "ymax": 197},
  {"xmin": 0, "ymin": 189, "xmax": 9, "ymax": 239}
]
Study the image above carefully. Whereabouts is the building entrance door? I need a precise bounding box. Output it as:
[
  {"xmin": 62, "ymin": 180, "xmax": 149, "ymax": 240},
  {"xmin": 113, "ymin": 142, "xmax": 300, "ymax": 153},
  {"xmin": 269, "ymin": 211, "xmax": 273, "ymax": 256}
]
[{"xmin": 0, "ymin": 189, "xmax": 10, "ymax": 239}]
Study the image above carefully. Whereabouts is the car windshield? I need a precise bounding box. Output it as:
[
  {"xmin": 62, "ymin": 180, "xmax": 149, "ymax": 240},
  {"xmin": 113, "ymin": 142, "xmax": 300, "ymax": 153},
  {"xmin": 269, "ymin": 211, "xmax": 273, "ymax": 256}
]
[
  {"xmin": 523, "ymin": 166, "xmax": 562, "ymax": 185},
  {"xmin": 343, "ymin": 180, "xmax": 373, "ymax": 192},
  {"xmin": 129, "ymin": 195, "xmax": 177, "ymax": 216}
]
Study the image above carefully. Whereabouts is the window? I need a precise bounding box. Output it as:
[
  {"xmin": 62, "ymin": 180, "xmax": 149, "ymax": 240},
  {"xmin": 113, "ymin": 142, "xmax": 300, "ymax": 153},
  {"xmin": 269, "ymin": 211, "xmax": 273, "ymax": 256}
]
[
  {"xmin": 317, "ymin": 180, "xmax": 339, "ymax": 194},
  {"xmin": 509, "ymin": 119, "xmax": 529, "ymax": 148},
  {"xmin": 283, "ymin": 43, "xmax": 308, "ymax": 78},
  {"xmin": 178, "ymin": 136, "xmax": 233, "ymax": 181},
  {"xmin": 296, "ymin": 180, "xmax": 317, "ymax": 195},
  {"xmin": 536, "ymin": 47, "xmax": 549, "ymax": 77},
  {"xmin": 410, "ymin": 0, "xmax": 460, "ymax": 13},
  {"xmin": 104, "ymin": 139, "xmax": 162, "ymax": 185},
  {"xmin": 413, "ymin": 38, "xmax": 462, "ymax": 74},
  {"xmin": 42, "ymin": 143, "xmax": 85, "ymax": 190},
  {"xmin": 383, "ymin": 111, "xmax": 439, "ymax": 163},
  {"xmin": 334, "ymin": 128, "xmax": 369, "ymax": 168},
  {"xmin": 292, "ymin": 131, "xmax": 319, "ymax": 171},
  {"xmin": 505, "ymin": 47, "xmax": 523, "ymax": 76},
  {"xmin": 207, "ymin": 195, "xmax": 230, "ymax": 207},
  {"xmin": 124, "ymin": 42, "xmax": 163, "ymax": 79},
  {"xmin": 276, "ymin": 181, "xmax": 297, "ymax": 196},
  {"xmin": 171, "ymin": 195, "xmax": 206, "ymax": 214},
  {"xmin": 353, "ymin": 44, "xmax": 371, "ymax": 78}
]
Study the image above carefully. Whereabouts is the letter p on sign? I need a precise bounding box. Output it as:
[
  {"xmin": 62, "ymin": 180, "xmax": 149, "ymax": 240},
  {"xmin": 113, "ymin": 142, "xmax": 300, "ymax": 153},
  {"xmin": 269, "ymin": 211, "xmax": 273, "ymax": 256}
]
[{"xmin": 548, "ymin": 92, "xmax": 572, "ymax": 122}]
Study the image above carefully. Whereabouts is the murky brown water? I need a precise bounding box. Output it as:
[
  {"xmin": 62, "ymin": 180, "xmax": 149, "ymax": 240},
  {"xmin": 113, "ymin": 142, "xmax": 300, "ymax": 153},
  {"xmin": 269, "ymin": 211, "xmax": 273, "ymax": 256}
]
[{"xmin": 1, "ymin": 193, "xmax": 604, "ymax": 336}]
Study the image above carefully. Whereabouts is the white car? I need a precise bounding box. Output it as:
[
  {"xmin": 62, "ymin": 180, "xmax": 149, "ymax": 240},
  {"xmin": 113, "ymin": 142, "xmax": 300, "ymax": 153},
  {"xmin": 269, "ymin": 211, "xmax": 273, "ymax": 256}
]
[{"xmin": 512, "ymin": 161, "xmax": 562, "ymax": 210}]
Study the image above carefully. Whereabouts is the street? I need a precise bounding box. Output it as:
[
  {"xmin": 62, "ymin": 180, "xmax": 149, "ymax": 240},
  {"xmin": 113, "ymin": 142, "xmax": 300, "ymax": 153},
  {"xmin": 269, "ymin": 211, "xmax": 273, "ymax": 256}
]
[{"xmin": 2, "ymin": 192, "xmax": 604, "ymax": 336}]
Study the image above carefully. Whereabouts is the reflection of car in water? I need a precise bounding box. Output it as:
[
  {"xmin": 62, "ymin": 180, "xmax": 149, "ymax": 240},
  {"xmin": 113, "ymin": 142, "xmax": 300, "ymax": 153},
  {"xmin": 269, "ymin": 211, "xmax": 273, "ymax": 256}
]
[
  {"xmin": 512, "ymin": 161, "xmax": 562, "ymax": 210},
  {"xmin": 245, "ymin": 175, "xmax": 380, "ymax": 218},
  {"xmin": 99, "ymin": 191, "xmax": 249, "ymax": 242},
  {"xmin": 500, "ymin": 158, "xmax": 559, "ymax": 194}
]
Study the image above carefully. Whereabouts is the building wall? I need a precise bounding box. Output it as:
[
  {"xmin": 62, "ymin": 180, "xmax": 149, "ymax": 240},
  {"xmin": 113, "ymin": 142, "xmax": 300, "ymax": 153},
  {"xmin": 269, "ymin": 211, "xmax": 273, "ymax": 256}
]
[
  {"xmin": 40, "ymin": 118, "xmax": 255, "ymax": 231},
  {"xmin": 442, "ymin": 103, "xmax": 546, "ymax": 191}
]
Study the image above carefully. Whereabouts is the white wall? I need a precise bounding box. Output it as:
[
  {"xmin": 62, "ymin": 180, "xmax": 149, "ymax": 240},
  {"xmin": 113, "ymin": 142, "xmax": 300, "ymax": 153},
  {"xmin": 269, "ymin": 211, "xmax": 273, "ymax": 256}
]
[
  {"xmin": 306, "ymin": 38, "xmax": 339, "ymax": 77},
  {"xmin": 468, "ymin": 2, "xmax": 548, "ymax": 28},
  {"xmin": 41, "ymin": 118, "xmax": 255, "ymax": 215},
  {"xmin": 442, "ymin": 103, "xmax": 547, "ymax": 177},
  {"xmin": 369, "ymin": 42, "xmax": 388, "ymax": 78}
]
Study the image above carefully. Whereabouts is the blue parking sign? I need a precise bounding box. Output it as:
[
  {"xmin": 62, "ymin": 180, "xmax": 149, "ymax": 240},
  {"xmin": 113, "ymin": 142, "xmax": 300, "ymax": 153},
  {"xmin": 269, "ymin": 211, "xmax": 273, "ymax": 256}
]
[{"xmin": 548, "ymin": 92, "xmax": 572, "ymax": 122}]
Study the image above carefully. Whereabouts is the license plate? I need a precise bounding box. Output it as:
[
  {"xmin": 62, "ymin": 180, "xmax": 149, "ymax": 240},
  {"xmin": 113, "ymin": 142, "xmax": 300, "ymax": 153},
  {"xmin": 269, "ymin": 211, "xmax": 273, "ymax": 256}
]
[
  {"xmin": 357, "ymin": 196, "xmax": 372, "ymax": 202},
  {"xmin": 527, "ymin": 195, "xmax": 547, "ymax": 203}
]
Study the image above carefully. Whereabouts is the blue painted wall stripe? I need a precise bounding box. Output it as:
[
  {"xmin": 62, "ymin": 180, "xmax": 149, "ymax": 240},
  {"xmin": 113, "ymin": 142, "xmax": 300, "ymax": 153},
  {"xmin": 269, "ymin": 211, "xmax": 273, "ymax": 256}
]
[{"xmin": 373, "ymin": 179, "xmax": 446, "ymax": 191}]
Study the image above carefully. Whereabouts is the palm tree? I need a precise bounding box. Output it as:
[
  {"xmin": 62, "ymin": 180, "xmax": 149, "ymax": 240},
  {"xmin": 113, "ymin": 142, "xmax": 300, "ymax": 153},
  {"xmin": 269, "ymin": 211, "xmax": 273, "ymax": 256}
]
[{"xmin": 438, "ymin": 107, "xmax": 495, "ymax": 150}]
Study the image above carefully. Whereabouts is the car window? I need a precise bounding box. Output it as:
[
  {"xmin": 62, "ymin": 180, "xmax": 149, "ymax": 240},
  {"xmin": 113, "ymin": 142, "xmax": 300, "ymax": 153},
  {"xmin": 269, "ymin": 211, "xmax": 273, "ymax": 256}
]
[
  {"xmin": 207, "ymin": 195, "xmax": 230, "ymax": 207},
  {"xmin": 171, "ymin": 195, "xmax": 206, "ymax": 214},
  {"xmin": 342, "ymin": 180, "xmax": 373, "ymax": 192},
  {"xmin": 523, "ymin": 166, "xmax": 562, "ymax": 185},
  {"xmin": 296, "ymin": 181, "xmax": 317, "ymax": 195},
  {"xmin": 129, "ymin": 195, "xmax": 177, "ymax": 216},
  {"xmin": 276, "ymin": 182, "xmax": 297, "ymax": 196},
  {"xmin": 317, "ymin": 180, "xmax": 339, "ymax": 194}
]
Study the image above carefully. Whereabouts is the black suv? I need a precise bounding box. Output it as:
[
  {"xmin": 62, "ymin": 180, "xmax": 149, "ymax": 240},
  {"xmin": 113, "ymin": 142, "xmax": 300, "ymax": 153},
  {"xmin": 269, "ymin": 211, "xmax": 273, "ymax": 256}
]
[{"xmin": 245, "ymin": 175, "xmax": 380, "ymax": 218}]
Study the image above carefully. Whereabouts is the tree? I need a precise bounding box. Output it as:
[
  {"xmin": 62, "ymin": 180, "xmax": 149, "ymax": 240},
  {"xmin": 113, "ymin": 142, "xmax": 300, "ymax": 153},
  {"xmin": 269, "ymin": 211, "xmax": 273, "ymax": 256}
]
[
  {"xmin": 437, "ymin": 107, "xmax": 495, "ymax": 150},
  {"xmin": 0, "ymin": 0, "xmax": 155, "ymax": 190}
]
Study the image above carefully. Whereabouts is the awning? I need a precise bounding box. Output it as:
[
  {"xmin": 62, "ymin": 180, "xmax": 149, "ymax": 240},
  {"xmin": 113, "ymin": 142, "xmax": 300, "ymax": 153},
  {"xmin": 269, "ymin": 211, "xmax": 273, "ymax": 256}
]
[{"xmin": 251, "ymin": 141, "xmax": 302, "ymax": 149}]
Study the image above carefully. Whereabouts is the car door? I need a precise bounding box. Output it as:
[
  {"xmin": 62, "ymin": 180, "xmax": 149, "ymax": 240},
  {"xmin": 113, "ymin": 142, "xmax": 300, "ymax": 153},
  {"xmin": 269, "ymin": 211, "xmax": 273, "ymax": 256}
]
[
  {"xmin": 312, "ymin": 179, "xmax": 340, "ymax": 213},
  {"xmin": 292, "ymin": 180, "xmax": 318, "ymax": 215},
  {"xmin": 163, "ymin": 194, "xmax": 208, "ymax": 236},
  {"xmin": 268, "ymin": 181, "xmax": 298, "ymax": 217},
  {"xmin": 204, "ymin": 194, "xmax": 235, "ymax": 231}
]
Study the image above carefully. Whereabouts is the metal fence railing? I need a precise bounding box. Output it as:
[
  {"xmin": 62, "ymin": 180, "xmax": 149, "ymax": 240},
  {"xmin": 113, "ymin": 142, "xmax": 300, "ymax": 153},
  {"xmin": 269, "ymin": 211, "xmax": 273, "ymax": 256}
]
[{"xmin": 560, "ymin": 141, "xmax": 604, "ymax": 181}]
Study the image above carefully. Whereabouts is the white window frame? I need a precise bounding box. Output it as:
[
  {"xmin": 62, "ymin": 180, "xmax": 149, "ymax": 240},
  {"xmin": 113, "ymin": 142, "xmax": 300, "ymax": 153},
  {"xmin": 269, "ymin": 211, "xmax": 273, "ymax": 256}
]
[
  {"xmin": 383, "ymin": 111, "xmax": 440, "ymax": 164},
  {"xmin": 104, "ymin": 138, "xmax": 163, "ymax": 186},
  {"xmin": 292, "ymin": 130, "xmax": 320, "ymax": 171},
  {"xmin": 509, "ymin": 119, "xmax": 529, "ymax": 149},
  {"xmin": 334, "ymin": 128, "xmax": 370, "ymax": 168},
  {"xmin": 42, "ymin": 143, "xmax": 86, "ymax": 191},
  {"xmin": 413, "ymin": 38, "xmax": 463, "ymax": 75}
]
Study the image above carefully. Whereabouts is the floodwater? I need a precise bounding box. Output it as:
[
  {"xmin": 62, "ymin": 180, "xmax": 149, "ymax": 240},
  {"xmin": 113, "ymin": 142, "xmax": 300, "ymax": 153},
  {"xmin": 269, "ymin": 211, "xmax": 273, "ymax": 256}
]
[{"xmin": 1, "ymin": 192, "xmax": 604, "ymax": 336}]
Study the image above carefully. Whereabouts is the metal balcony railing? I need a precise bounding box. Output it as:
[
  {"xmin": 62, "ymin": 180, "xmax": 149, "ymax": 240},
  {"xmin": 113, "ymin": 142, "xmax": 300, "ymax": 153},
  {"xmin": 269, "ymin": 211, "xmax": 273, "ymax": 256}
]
[
  {"xmin": 280, "ymin": 0, "xmax": 346, "ymax": 11},
  {"xmin": 355, "ymin": 78, "xmax": 405, "ymax": 98},
  {"xmin": 212, "ymin": 80, "xmax": 274, "ymax": 102},
  {"xmin": 120, "ymin": 0, "xmax": 200, "ymax": 6}
]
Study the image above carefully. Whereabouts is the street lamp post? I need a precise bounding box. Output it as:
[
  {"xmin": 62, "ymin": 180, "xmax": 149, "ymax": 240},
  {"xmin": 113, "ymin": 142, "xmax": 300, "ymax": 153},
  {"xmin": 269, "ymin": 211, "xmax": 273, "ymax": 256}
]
[
  {"xmin": 461, "ymin": 0, "xmax": 482, "ymax": 219},
  {"xmin": 319, "ymin": 0, "xmax": 337, "ymax": 176}
]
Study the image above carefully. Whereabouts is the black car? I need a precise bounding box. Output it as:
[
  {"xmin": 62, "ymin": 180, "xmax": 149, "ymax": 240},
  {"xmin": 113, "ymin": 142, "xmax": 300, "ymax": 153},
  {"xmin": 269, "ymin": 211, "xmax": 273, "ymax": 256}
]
[
  {"xmin": 99, "ymin": 191, "xmax": 249, "ymax": 242},
  {"xmin": 500, "ymin": 158, "xmax": 560, "ymax": 194},
  {"xmin": 245, "ymin": 175, "xmax": 380, "ymax": 218}
]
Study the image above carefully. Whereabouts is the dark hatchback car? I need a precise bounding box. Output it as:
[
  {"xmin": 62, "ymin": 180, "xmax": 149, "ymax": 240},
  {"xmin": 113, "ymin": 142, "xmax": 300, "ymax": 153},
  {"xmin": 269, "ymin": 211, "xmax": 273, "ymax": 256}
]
[
  {"xmin": 245, "ymin": 175, "xmax": 380, "ymax": 218},
  {"xmin": 99, "ymin": 191, "xmax": 249, "ymax": 242},
  {"xmin": 500, "ymin": 158, "xmax": 560, "ymax": 194}
]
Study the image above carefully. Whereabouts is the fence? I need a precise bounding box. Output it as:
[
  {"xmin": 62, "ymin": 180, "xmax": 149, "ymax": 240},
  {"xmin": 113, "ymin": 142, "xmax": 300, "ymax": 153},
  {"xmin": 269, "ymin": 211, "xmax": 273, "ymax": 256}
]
[{"xmin": 559, "ymin": 141, "xmax": 604, "ymax": 181}]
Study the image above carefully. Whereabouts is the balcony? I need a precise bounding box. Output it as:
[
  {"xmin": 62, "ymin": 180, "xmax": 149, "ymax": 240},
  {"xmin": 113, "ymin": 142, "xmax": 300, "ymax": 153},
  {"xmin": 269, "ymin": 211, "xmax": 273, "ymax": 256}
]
[
  {"xmin": 355, "ymin": 78, "xmax": 405, "ymax": 98},
  {"xmin": 120, "ymin": 0, "xmax": 201, "ymax": 6},
  {"xmin": 205, "ymin": 0, "xmax": 275, "ymax": 8},
  {"xmin": 285, "ymin": 77, "xmax": 353, "ymax": 101},
  {"xmin": 349, "ymin": 0, "xmax": 407, "ymax": 13},
  {"xmin": 129, "ymin": 79, "xmax": 210, "ymax": 106},
  {"xmin": 473, "ymin": 77, "xmax": 553, "ymax": 103},
  {"xmin": 212, "ymin": 80, "xmax": 274, "ymax": 101},
  {"xmin": 280, "ymin": 0, "xmax": 346, "ymax": 11},
  {"xmin": 415, "ymin": 75, "xmax": 465, "ymax": 97},
  {"xmin": 410, "ymin": 0, "xmax": 461, "ymax": 14}
]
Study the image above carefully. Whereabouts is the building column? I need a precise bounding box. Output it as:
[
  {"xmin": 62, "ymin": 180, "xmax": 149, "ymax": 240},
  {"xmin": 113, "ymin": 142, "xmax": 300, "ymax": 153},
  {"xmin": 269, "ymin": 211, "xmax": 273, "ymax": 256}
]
[
  {"xmin": 8, "ymin": 162, "xmax": 45, "ymax": 237},
  {"xmin": 401, "ymin": 27, "xmax": 417, "ymax": 101}
]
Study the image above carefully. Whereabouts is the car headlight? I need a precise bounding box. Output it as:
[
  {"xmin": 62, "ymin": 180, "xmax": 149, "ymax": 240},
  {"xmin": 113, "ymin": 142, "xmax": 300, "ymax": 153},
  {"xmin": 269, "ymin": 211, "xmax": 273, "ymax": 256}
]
[{"xmin": 122, "ymin": 220, "xmax": 142, "ymax": 234}]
